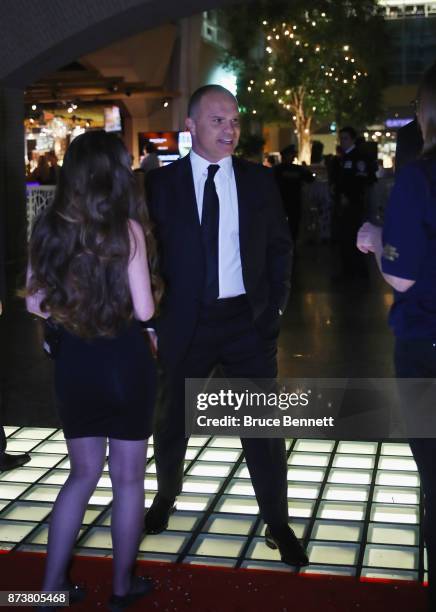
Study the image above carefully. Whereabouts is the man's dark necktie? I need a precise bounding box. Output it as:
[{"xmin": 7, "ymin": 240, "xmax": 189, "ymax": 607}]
[{"xmin": 201, "ymin": 164, "xmax": 220, "ymax": 303}]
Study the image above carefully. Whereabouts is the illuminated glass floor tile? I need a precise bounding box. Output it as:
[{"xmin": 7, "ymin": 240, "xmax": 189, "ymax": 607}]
[
  {"xmin": 241, "ymin": 560, "xmax": 294, "ymax": 571},
  {"xmin": 287, "ymin": 483, "xmax": 320, "ymax": 499},
  {"xmin": 293, "ymin": 440, "xmax": 335, "ymax": 453},
  {"xmin": 323, "ymin": 484, "xmax": 369, "ymax": 502},
  {"xmin": 188, "ymin": 462, "xmax": 232, "ymax": 478},
  {"xmin": 247, "ymin": 537, "xmax": 287, "ymax": 562},
  {"xmin": 79, "ymin": 527, "xmax": 112, "ymax": 549},
  {"xmin": 4, "ymin": 439, "xmax": 41, "ymax": 453},
  {"xmin": 301, "ymin": 565, "xmax": 356, "ymax": 576},
  {"xmin": 204, "ymin": 515, "xmax": 255, "ymax": 536},
  {"xmin": 307, "ymin": 542, "xmax": 359, "ymax": 565},
  {"xmin": 328, "ymin": 469, "xmax": 372, "ymax": 485},
  {"xmin": 311, "ymin": 520, "xmax": 363, "ymax": 542},
  {"xmin": 0, "ymin": 467, "xmax": 48, "ymax": 483},
  {"xmin": 287, "ymin": 467, "xmax": 326, "ymax": 482},
  {"xmin": 317, "ymin": 501, "xmax": 366, "ymax": 521},
  {"xmin": 373, "ymin": 487, "xmax": 419, "ymax": 505},
  {"xmin": 139, "ymin": 532, "xmax": 189, "ymax": 554},
  {"xmin": 209, "ymin": 437, "xmax": 242, "ymax": 448},
  {"xmin": 257, "ymin": 520, "xmax": 307, "ymax": 540},
  {"xmin": 40, "ymin": 470, "xmax": 69, "ymax": 486},
  {"xmin": 288, "ymin": 453, "xmax": 330, "ymax": 467},
  {"xmin": 198, "ymin": 449, "xmax": 241, "ymax": 462},
  {"xmin": 47, "ymin": 430, "xmax": 65, "ymax": 441},
  {"xmin": 182, "ymin": 477, "xmax": 223, "ymax": 495},
  {"xmin": 381, "ymin": 442, "xmax": 413, "ymax": 456},
  {"xmin": 188, "ymin": 437, "xmax": 210, "ymax": 447},
  {"xmin": 190, "ymin": 534, "xmax": 246, "ymax": 557},
  {"xmin": 376, "ymin": 471, "xmax": 420, "ymax": 488},
  {"xmin": 1, "ymin": 502, "xmax": 52, "ymax": 522},
  {"xmin": 361, "ymin": 568, "xmax": 418, "ymax": 581},
  {"xmin": 176, "ymin": 494, "xmax": 212, "ymax": 512},
  {"xmin": 0, "ymin": 483, "xmax": 31, "ymax": 500},
  {"xmin": 288, "ymin": 500, "xmax": 315, "ymax": 518},
  {"xmin": 363, "ymin": 544, "xmax": 418, "ymax": 570},
  {"xmin": 33, "ymin": 441, "xmax": 68, "ymax": 454},
  {"xmin": 26, "ymin": 454, "xmax": 65, "ymax": 468},
  {"xmin": 215, "ymin": 496, "xmax": 259, "ymax": 515},
  {"xmin": 370, "ymin": 504, "xmax": 419, "ymax": 524},
  {"xmin": 21, "ymin": 485, "xmax": 60, "ymax": 503},
  {"xmin": 3, "ymin": 427, "xmax": 19, "ymax": 436},
  {"xmin": 337, "ymin": 441, "xmax": 377, "ymax": 455},
  {"xmin": 233, "ymin": 465, "xmax": 250, "ymax": 478},
  {"xmin": 378, "ymin": 456, "xmax": 417, "ymax": 471},
  {"xmin": 332, "ymin": 454, "xmax": 375, "ymax": 470},
  {"xmin": 0, "ymin": 521, "xmax": 37, "ymax": 542},
  {"xmin": 184, "ymin": 556, "xmax": 235, "ymax": 567},
  {"xmin": 225, "ymin": 480, "xmax": 255, "ymax": 496},
  {"xmin": 367, "ymin": 523, "xmax": 419, "ymax": 546}
]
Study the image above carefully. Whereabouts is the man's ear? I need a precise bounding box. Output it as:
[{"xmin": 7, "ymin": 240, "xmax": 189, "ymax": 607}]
[{"xmin": 185, "ymin": 117, "xmax": 196, "ymax": 136}]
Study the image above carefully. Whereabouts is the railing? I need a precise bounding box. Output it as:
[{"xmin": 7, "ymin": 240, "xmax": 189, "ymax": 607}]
[{"xmin": 26, "ymin": 185, "xmax": 56, "ymax": 240}]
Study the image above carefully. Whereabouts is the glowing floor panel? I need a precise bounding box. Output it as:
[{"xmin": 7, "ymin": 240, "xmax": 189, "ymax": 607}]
[{"xmin": 0, "ymin": 427, "xmax": 426, "ymax": 583}]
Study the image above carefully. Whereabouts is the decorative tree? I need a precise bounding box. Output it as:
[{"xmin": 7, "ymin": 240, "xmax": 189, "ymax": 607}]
[{"xmin": 223, "ymin": 0, "xmax": 386, "ymax": 163}]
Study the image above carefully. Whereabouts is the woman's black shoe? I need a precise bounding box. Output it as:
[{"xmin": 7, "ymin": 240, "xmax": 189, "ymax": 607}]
[{"xmin": 109, "ymin": 575, "xmax": 154, "ymax": 610}]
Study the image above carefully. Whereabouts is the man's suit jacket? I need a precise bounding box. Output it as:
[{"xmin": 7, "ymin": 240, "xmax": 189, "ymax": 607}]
[{"xmin": 147, "ymin": 154, "xmax": 293, "ymax": 367}]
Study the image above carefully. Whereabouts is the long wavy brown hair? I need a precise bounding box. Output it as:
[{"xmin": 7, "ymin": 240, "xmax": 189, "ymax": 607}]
[
  {"xmin": 26, "ymin": 130, "xmax": 163, "ymax": 338},
  {"xmin": 418, "ymin": 61, "xmax": 436, "ymax": 159}
]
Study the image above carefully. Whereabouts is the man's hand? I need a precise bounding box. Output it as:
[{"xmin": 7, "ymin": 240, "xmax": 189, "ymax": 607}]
[{"xmin": 356, "ymin": 222, "xmax": 382, "ymax": 254}]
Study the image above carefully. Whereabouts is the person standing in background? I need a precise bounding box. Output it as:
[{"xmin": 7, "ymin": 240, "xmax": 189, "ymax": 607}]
[
  {"xmin": 274, "ymin": 144, "xmax": 315, "ymax": 246},
  {"xmin": 0, "ymin": 203, "xmax": 30, "ymax": 472}
]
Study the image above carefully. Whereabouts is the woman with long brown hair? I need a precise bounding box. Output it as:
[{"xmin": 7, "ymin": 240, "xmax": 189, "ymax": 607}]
[
  {"xmin": 26, "ymin": 130, "xmax": 162, "ymax": 610},
  {"xmin": 357, "ymin": 62, "xmax": 436, "ymax": 611}
]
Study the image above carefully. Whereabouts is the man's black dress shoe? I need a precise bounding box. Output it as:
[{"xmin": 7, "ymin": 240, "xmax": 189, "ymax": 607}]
[
  {"xmin": 109, "ymin": 575, "xmax": 153, "ymax": 610},
  {"xmin": 265, "ymin": 525, "xmax": 309, "ymax": 566},
  {"xmin": 144, "ymin": 494, "xmax": 176, "ymax": 534},
  {"xmin": 0, "ymin": 452, "xmax": 31, "ymax": 472}
]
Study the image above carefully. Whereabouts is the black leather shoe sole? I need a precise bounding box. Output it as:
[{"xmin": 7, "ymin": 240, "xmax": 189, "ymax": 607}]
[
  {"xmin": 144, "ymin": 504, "xmax": 176, "ymax": 534},
  {"xmin": 265, "ymin": 526, "xmax": 309, "ymax": 567}
]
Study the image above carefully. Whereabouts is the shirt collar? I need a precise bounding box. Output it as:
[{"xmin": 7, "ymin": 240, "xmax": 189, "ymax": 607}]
[
  {"xmin": 190, "ymin": 149, "xmax": 233, "ymax": 180},
  {"xmin": 344, "ymin": 144, "xmax": 356, "ymax": 154}
]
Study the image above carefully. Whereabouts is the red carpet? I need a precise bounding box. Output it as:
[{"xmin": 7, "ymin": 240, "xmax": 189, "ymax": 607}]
[{"xmin": 0, "ymin": 551, "xmax": 428, "ymax": 611}]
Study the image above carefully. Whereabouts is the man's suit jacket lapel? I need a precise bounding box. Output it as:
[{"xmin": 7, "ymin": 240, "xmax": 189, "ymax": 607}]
[{"xmin": 177, "ymin": 155, "xmax": 202, "ymax": 239}]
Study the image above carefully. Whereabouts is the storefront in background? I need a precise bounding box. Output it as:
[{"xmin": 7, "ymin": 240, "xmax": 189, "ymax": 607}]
[{"xmin": 25, "ymin": 105, "xmax": 122, "ymax": 180}]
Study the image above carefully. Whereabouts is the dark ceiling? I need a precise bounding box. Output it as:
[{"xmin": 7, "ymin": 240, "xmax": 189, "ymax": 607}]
[{"xmin": 0, "ymin": 0, "xmax": 248, "ymax": 88}]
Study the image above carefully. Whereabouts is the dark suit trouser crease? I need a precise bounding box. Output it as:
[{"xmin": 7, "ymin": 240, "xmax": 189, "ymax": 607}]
[{"xmin": 153, "ymin": 297, "xmax": 289, "ymax": 527}]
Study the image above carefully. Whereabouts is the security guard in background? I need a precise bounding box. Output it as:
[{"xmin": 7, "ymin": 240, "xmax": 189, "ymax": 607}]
[
  {"xmin": 331, "ymin": 126, "xmax": 376, "ymax": 279},
  {"xmin": 273, "ymin": 144, "xmax": 315, "ymax": 247}
]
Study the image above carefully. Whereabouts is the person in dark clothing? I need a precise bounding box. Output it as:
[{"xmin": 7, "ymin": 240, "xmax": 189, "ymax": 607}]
[
  {"xmin": 144, "ymin": 85, "xmax": 308, "ymax": 567},
  {"xmin": 0, "ymin": 206, "xmax": 30, "ymax": 471},
  {"xmin": 331, "ymin": 127, "xmax": 376, "ymax": 278},
  {"xmin": 273, "ymin": 144, "xmax": 315, "ymax": 245},
  {"xmin": 357, "ymin": 63, "xmax": 436, "ymax": 612}
]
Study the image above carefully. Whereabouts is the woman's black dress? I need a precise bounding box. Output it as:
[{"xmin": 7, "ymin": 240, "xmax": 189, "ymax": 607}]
[{"xmin": 53, "ymin": 320, "xmax": 156, "ymax": 440}]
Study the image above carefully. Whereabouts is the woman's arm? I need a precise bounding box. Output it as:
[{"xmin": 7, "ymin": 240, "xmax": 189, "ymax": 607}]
[
  {"xmin": 25, "ymin": 263, "xmax": 50, "ymax": 318},
  {"xmin": 127, "ymin": 219, "xmax": 155, "ymax": 321},
  {"xmin": 357, "ymin": 222, "xmax": 415, "ymax": 293}
]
